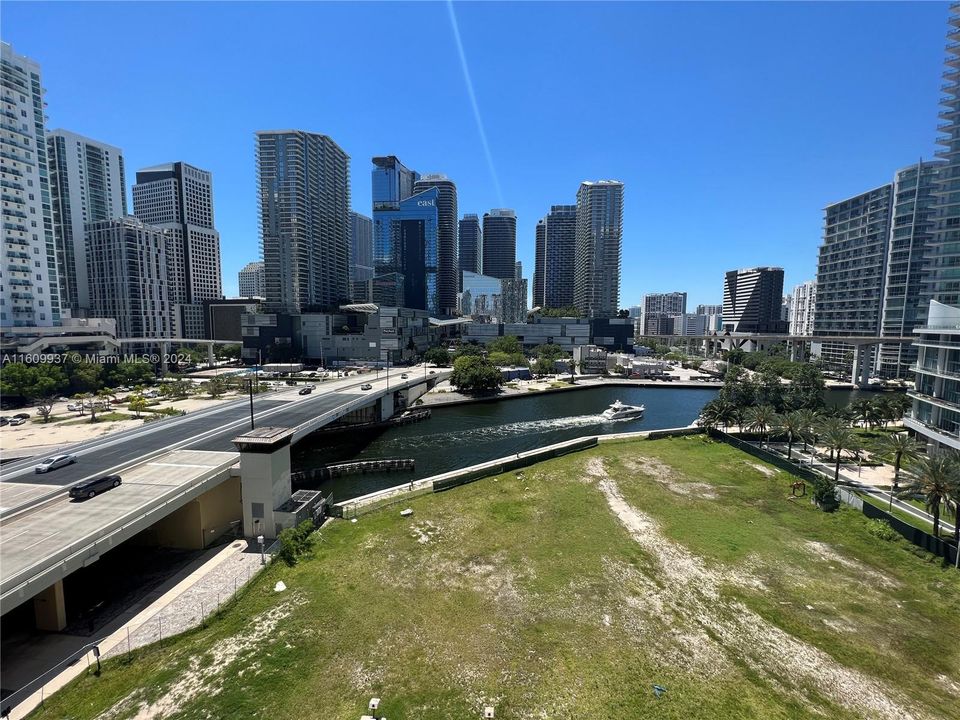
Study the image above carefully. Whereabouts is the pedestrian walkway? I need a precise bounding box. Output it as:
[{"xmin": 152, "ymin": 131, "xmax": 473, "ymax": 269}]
[{"xmin": 7, "ymin": 538, "xmax": 269, "ymax": 720}]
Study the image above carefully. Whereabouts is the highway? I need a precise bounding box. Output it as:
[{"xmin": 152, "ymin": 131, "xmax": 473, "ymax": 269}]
[{"xmin": 0, "ymin": 369, "xmax": 444, "ymax": 515}]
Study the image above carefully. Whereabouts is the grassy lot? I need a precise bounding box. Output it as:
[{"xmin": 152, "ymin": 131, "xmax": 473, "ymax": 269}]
[{"xmin": 30, "ymin": 436, "xmax": 960, "ymax": 720}]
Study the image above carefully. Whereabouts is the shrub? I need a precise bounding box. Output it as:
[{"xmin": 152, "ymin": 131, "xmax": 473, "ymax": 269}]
[
  {"xmin": 277, "ymin": 520, "xmax": 315, "ymax": 566},
  {"xmin": 811, "ymin": 476, "xmax": 840, "ymax": 512},
  {"xmin": 866, "ymin": 519, "xmax": 901, "ymax": 543}
]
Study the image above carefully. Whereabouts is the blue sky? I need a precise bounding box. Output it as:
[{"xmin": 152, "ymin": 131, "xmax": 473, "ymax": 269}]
[{"xmin": 2, "ymin": 1, "xmax": 948, "ymax": 307}]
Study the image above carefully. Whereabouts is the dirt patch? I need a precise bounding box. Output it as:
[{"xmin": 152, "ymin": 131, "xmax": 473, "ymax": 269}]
[
  {"xmin": 586, "ymin": 459, "xmax": 918, "ymax": 720},
  {"xmin": 410, "ymin": 519, "xmax": 441, "ymax": 544},
  {"xmin": 620, "ymin": 456, "xmax": 718, "ymax": 499},
  {"xmin": 98, "ymin": 596, "xmax": 305, "ymax": 720},
  {"xmin": 803, "ymin": 541, "xmax": 901, "ymax": 590},
  {"xmin": 749, "ymin": 462, "xmax": 777, "ymax": 477}
]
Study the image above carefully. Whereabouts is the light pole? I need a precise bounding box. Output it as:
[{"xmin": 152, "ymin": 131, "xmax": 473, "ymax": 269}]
[
  {"xmin": 257, "ymin": 534, "xmax": 265, "ymax": 565},
  {"xmin": 248, "ymin": 378, "xmax": 255, "ymax": 430}
]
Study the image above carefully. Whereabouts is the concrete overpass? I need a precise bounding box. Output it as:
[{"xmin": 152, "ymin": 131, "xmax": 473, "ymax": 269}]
[
  {"xmin": 0, "ymin": 369, "xmax": 449, "ymax": 629},
  {"xmin": 640, "ymin": 333, "xmax": 915, "ymax": 387}
]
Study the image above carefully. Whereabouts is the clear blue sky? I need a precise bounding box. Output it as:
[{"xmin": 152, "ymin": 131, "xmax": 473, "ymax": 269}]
[{"xmin": 2, "ymin": 1, "xmax": 948, "ymax": 307}]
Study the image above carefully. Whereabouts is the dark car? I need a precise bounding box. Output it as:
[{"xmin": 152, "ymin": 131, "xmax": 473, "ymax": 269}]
[
  {"xmin": 69, "ymin": 475, "xmax": 122, "ymax": 500},
  {"xmin": 12, "ymin": 413, "xmax": 30, "ymax": 420},
  {"xmin": 298, "ymin": 386, "xmax": 313, "ymax": 395},
  {"xmin": 0, "ymin": 417, "xmax": 7, "ymax": 426}
]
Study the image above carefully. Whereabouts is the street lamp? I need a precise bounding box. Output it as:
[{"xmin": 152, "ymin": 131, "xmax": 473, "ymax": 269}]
[{"xmin": 257, "ymin": 534, "xmax": 265, "ymax": 565}]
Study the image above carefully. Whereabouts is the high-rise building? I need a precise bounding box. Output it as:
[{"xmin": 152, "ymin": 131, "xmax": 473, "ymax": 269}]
[
  {"xmin": 722, "ymin": 267, "xmax": 787, "ymax": 334},
  {"xmin": 350, "ymin": 210, "xmax": 373, "ymax": 285},
  {"xmin": 907, "ymin": 7, "xmax": 960, "ymax": 450},
  {"xmin": 47, "ymin": 130, "xmax": 126, "ymax": 316},
  {"xmin": 413, "ymin": 174, "xmax": 458, "ymax": 315},
  {"xmin": 132, "ymin": 161, "xmax": 222, "ymax": 337},
  {"xmin": 643, "ymin": 292, "xmax": 687, "ymax": 316},
  {"xmin": 533, "ymin": 219, "xmax": 546, "ymax": 307},
  {"xmin": 877, "ymin": 161, "xmax": 944, "ymax": 378},
  {"xmin": 372, "ymin": 156, "xmax": 419, "ymax": 210},
  {"xmin": 696, "ymin": 304, "xmax": 722, "ymax": 315},
  {"xmin": 481, "ymin": 208, "xmax": 517, "ymax": 280},
  {"xmin": 372, "ymin": 187, "xmax": 440, "ymax": 313},
  {"xmin": 790, "ymin": 280, "xmax": 816, "ymax": 336},
  {"xmin": 1, "ymin": 42, "xmax": 61, "ymax": 328},
  {"xmin": 256, "ymin": 131, "xmax": 350, "ymax": 314},
  {"xmin": 458, "ymin": 213, "xmax": 483, "ymax": 281},
  {"xmin": 574, "ymin": 180, "xmax": 624, "ymax": 318},
  {"xmin": 238, "ymin": 261, "xmax": 265, "ymax": 298},
  {"xmin": 459, "ymin": 271, "xmax": 503, "ymax": 321},
  {"xmin": 86, "ymin": 217, "xmax": 168, "ymax": 338},
  {"xmin": 814, "ymin": 185, "xmax": 893, "ymax": 370},
  {"xmin": 500, "ymin": 261, "xmax": 528, "ymax": 323},
  {"xmin": 542, "ymin": 204, "xmax": 577, "ymax": 309},
  {"xmin": 641, "ymin": 292, "xmax": 687, "ymax": 335}
]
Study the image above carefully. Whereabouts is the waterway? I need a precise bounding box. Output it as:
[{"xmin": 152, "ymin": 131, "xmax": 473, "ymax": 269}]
[{"xmin": 292, "ymin": 385, "xmax": 895, "ymax": 501}]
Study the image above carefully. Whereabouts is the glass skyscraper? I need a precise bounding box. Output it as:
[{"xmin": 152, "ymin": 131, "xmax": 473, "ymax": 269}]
[
  {"xmin": 373, "ymin": 187, "xmax": 440, "ymax": 314},
  {"xmin": 372, "ymin": 156, "xmax": 419, "ymax": 211},
  {"xmin": 458, "ymin": 213, "xmax": 483, "ymax": 279},
  {"xmin": 413, "ymin": 174, "xmax": 458, "ymax": 315},
  {"xmin": 482, "ymin": 208, "xmax": 517, "ymax": 280}
]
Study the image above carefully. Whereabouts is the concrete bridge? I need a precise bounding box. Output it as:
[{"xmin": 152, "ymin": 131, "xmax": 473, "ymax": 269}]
[{"xmin": 0, "ymin": 369, "xmax": 448, "ymax": 632}]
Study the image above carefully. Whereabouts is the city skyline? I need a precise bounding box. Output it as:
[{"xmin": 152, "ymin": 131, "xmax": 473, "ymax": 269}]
[{"xmin": 1, "ymin": 2, "xmax": 945, "ymax": 307}]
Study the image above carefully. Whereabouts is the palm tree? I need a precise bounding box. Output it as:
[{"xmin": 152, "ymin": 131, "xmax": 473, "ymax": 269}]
[
  {"xmin": 899, "ymin": 453, "xmax": 959, "ymax": 538},
  {"xmin": 794, "ymin": 408, "xmax": 819, "ymax": 452},
  {"xmin": 714, "ymin": 401, "xmax": 739, "ymax": 432},
  {"xmin": 777, "ymin": 411, "xmax": 806, "ymax": 460},
  {"xmin": 698, "ymin": 403, "xmax": 720, "ymax": 430},
  {"xmin": 818, "ymin": 420, "xmax": 862, "ymax": 483},
  {"xmin": 873, "ymin": 432, "xmax": 922, "ymax": 497},
  {"xmin": 947, "ymin": 471, "xmax": 960, "ymax": 545},
  {"xmin": 850, "ymin": 398, "xmax": 873, "ymax": 428},
  {"xmin": 744, "ymin": 405, "xmax": 778, "ymax": 448}
]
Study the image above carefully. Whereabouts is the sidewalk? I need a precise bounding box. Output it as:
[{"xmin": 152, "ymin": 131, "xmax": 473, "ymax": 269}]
[{"xmin": 6, "ymin": 538, "xmax": 268, "ymax": 719}]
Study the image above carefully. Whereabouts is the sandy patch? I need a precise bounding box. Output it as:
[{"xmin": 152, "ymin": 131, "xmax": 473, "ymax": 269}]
[
  {"xmin": 585, "ymin": 458, "xmax": 919, "ymax": 720},
  {"xmin": 749, "ymin": 462, "xmax": 777, "ymax": 477},
  {"xmin": 803, "ymin": 541, "xmax": 901, "ymax": 590},
  {"xmin": 98, "ymin": 596, "xmax": 305, "ymax": 720},
  {"xmin": 621, "ymin": 456, "xmax": 718, "ymax": 499}
]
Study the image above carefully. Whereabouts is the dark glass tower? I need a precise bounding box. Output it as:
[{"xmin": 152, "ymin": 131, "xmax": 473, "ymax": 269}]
[
  {"xmin": 413, "ymin": 174, "xmax": 458, "ymax": 315},
  {"xmin": 458, "ymin": 213, "xmax": 483, "ymax": 282},
  {"xmin": 543, "ymin": 204, "xmax": 577, "ymax": 308},
  {"xmin": 481, "ymin": 208, "xmax": 517, "ymax": 280},
  {"xmin": 373, "ymin": 188, "xmax": 440, "ymax": 314}
]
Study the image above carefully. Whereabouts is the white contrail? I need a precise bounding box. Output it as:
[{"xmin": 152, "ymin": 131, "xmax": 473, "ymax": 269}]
[{"xmin": 447, "ymin": 0, "xmax": 504, "ymax": 206}]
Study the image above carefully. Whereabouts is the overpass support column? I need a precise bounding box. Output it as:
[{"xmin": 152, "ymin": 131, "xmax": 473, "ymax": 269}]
[
  {"xmin": 161, "ymin": 340, "xmax": 170, "ymax": 375},
  {"xmin": 232, "ymin": 427, "xmax": 295, "ymax": 540},
  {"xmin": 789, "ymin": 340, "xmax": 800, "ymax": 363},
  {"xmin": 207, "ymin": 342, "xmax": 215, "ymax": 368},
  {"xmin": 34, "ymin": 579, "xmax": 66, "ymax": 631},
  {"xmin": 851, "ymin": 344, "xmax": 871, "ymax": 389},
  {"xmin": 376, "ymin": 392, "xmax": 395, "ymax": 422}
]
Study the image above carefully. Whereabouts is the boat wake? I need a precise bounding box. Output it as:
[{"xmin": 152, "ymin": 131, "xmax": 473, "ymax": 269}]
[{"xmin": 379, "ymin": 412, "xmax": 640, "ymax": 450}]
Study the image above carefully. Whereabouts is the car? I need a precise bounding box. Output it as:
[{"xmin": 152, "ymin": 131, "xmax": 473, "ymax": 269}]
[
  {"xmin": 361, "ymin": 383, "xmax": 373, "ymax": 390},
  {"xmin": 298, "ymin": 386, "xmax": 314, "ymax": 395},
  {"xmin": 69, "ymin": 475, "xmax": 121, "ymax": 500},
  {"xmin": 8, "ymin": 418, "xmax": 25, "ymax": 426},
  {"xmin": 34, "ymin": 454, "xmax": 78, "ymax": 473},
  {"xmin": 67, "ymin": 403, "xmax": 82, "ymax": 412},
  {"xmin": 401, "ymin": 373, "xmax": 409, "ymax": 379},
  {"xmin": 429, "ymin": 371, "xmax": 436, "ymax": 375},
  {"xmin": 12, "ymin": 413, "xmax": 30, "ymax": 420},
  {"xmin": 0, "ymin": 417, "xmax": 8, "ymax": 426}
]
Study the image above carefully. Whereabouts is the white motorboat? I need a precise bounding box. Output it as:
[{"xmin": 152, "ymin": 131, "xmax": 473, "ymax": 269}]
[{"xmin": 601, "ymin": 399, "xmax": 645, "ymax": 421}]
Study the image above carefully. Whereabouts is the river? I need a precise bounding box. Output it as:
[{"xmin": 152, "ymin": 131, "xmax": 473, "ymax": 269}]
[{"xmin": 291, "ymin": 384, "xmax": 893, "ymax": 501}]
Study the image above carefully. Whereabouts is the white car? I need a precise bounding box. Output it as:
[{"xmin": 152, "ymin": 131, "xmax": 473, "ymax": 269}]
[
  {"xmin": 361, "ymin": 383, "xmax": 373, "ymax": 390},
  {"xmin": 35, "ymin": 454, "xmax": 77, "ymax": 473},
  {"xmin": 8, "ymin": 418, "xmax": 26, "ymax": 426},
  {"xmin": 67, "ymin": 403, "xmax": 82, "ymax": 412}
]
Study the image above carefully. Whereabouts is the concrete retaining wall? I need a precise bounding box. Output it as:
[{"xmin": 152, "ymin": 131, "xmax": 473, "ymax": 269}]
[{"xmin": 332, "ymin": 426, "xmax": 705, "ymax": 518}]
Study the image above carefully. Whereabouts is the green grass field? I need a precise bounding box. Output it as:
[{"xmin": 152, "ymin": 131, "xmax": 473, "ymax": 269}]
[{"xmin": 30, "ymin": 436, "xmax": 960, "ymax": 719}]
